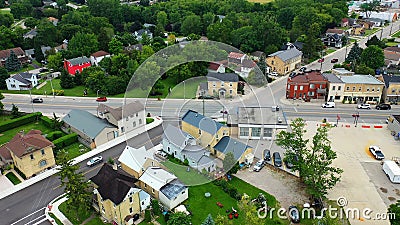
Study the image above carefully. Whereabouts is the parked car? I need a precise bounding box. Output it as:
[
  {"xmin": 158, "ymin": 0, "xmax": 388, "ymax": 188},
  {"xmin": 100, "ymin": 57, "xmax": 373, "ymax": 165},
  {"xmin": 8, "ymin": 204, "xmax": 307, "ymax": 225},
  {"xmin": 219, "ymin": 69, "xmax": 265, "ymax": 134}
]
[
  {"xmin": 273, "ymin": 152, "xmax": 282, "ymax": 167},
  {"xmin": 264, "ymin": 149, "xmax": 271, "ymax": 161},
  {"xmin": 32, "ymin": 98, "xmax": 43, "ymax": 103},
  {"xmin": 270, "ymin": 72, "xmax": 278, "ymax": 76},
  {"xmin": 157, "ymin": 151, "xmax": 167, "ymax": 158},
  {"xmin": 87, "ymin": 156, "xmax": 103, "ymax": 167},
  {"xmin": 253, "ymin": 160, "xmax": 265, "ymax": 172},
  {"xmin": 357, "ymin": 103, "xmax": 371, "ymax": 109},
  {"xmin": 318, "ymin": 58, "xmax": 325, "ymax": 63},
  {"xmin": 271, "ymin": 105, "xmax": 280, "ymax": 112},
  {"xmin": 376, "ymin": 103, "xmax": 391, "ymax": 110},
  {"xmin": 330, "ymin": 58, "xmax": 338, "ymax": 63},
  {"xmin": 299, "ymin": 67, "xmax": 307, "ymax": 72},
  {"xmin": 39, "ymin": 68, "xmax": 49, "ymax": 73},
  {"xmin": 289, "ymin": 72, "xmax": 297, "ymax": 78},
  {"xmin": 284, "ymin": 158, "xmax": 294, "ymax": 169},
  {"xmin": 96, "ymin": 96, "xmax": 108, "ymax": 102},
  {"xmin": 369, "ymin": 146, "xmax": 385, "ymax": 160},
  {"xmin": 321, "ymin": 102, "xmax": 335, "ymax": 108},
  {"xmin": 288, "ymin": 206, "xmax": 300, "ymax": 223}
]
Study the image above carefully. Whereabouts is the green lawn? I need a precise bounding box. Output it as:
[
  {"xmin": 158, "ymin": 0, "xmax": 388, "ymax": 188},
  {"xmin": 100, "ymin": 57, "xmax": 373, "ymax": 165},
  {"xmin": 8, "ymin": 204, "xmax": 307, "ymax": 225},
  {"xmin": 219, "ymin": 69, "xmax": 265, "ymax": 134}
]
[
  {"xmin": 0, "ymin": 115, "xmax": 13, "ymax": 123},
  {"xmin": 58, "ymin": 201, "xmax": 93, "ymax": 225},
  {"xmin": 166, "ymin": 76, "xmax": 205, "ymax": 99},
  {"xmin": 365, "ymin": 28, "xmax": 380, "ymax": 36},
  {"xmin": 392, "ymin": 30, "xmax": 400, "ymax": 38},
  {"xmin": 0, "ymin": 8, "xmax": 11, "ymax": 14},
  {"xmin": 184, "ymin": 177, "xmax": 287, "ymax": 225},
  {"xmin": 162, "ymin": 161, "xmax": 210, "ymax": 186},
  {"xmin": 58, "ymin": 142, "xmax": 90, "ymax": 161},
  {"xmin": 10, "ymin": 65, "xmax": 35, "ymax": 75},
  {"xmin": 0, "ymin": 120, "xmax": 53, "ymax": 145},
  {"xmin": 5, "ymin": 172, "xmax": 21, "ymax": 184},
  {"xmin": 48, "ymin": 213, "xmax": 63, "ymax": 225},
  {"xmin": 85, "ymin": 217, "xmax": 112, "ymax": 225},
  {"xmin": 325, "ymin": 49, "xmax": 336, "ymax": 54},
  {"xmin": 386, "ymin": 42, "xmax": 399, "ymax": 47},
  {"xmin": 247, "ymin": 0, "xmax": 274, "ymax": 3}
]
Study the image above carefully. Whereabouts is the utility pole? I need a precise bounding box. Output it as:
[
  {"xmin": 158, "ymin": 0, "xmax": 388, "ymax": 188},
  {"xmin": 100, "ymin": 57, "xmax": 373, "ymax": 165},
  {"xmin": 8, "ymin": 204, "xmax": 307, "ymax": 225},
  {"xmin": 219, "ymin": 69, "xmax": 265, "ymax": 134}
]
[
  {"xmin": 202, "ymin": 90, "xmax": 205, "ymax": 116},
  {"xmin": 49, "ymin": 78, "xmax": 55, "ymax": 98},
  {"xmin": 29, "ymin": 88, "xmax": 34, "ymax": 113},
  {"xmin": 380, "ymin": 28, "xmax": 383, "ymax": 40}
]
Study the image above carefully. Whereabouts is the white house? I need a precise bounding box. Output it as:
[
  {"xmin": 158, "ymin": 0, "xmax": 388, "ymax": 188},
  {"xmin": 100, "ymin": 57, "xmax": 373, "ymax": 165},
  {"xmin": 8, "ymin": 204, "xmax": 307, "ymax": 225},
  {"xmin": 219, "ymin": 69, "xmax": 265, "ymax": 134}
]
[
  {"xmin": 90, "ymin": 51, "xmax": 110, "ymax": 66},
  {"xmin": 118, "ymin": 145, "xmax": 159, "ymax": 178},
  {"xmin": 6, "ymin": 72, "xmax": 38, "ymax": 90},
  {"xmin": 235, "ymin": 59, "xmax": 256, "ymax": 78},
  {"xmin": 323, "ymin": 73, "xmax": 346, "ymax": 102},
  {"xmin": 97, "ymin": 101, "xmax": 145, "ymax": 136},
  {"xmin": 133, "ymin": 29, "xmax": 153, "ymax": 41}
]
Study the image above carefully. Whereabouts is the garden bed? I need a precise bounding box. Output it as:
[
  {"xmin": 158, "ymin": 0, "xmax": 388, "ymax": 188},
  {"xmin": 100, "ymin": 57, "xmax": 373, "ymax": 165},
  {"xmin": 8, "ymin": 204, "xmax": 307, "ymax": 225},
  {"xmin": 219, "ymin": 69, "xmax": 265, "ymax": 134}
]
[{"xmin": 5, "ymin": 172, "xmax": 21, "ymax": 185}]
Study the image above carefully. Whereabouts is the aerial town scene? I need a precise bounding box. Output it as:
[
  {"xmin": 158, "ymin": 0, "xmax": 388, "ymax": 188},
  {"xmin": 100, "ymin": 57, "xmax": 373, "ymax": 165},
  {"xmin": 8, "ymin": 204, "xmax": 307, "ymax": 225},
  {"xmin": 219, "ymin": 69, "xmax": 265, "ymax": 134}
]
[{"xmin": 1, "ymin": 0, "xmax": 400, "ymax": 225}]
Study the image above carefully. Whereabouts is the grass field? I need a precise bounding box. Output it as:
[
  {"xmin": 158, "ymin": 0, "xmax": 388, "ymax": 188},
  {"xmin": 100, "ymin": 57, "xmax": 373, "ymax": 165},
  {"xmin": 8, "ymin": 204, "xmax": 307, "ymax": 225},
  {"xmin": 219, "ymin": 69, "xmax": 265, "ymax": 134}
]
[
  {"xmin": 392, "ymin": 30, "xmax": 400, "ymax": 38},
  {"xmin": 85, "ymin": 217, "xmax": 111, "ymax": 225},
  {"xmin": 0, "ymin": 120, "xmax": 53, "ymax": 145},
  {"xmin": 365, "ymin": 28, "xmax": 380, "ymax": 36},
  {"xmin": 5, "ymin": 172, "xmax": 21, "ymax": 185},
  {"xmin": 386, "ymin": 42, "xmax": 399, "ymax": 47},
  {"xmin": 58, "ymin": 142, "xmax": 90, "ymax": 161},
  {"xmin": 162, "ymin": 160, "xmax": 210, "ymax": 186},
  {"xmin": 48, "ymin": 213, "xmax": 63, "ymax": 225},
  {"xmin": 326, "ymin": 49, "xmax": 336, "ymax": 55},
  {"xmin": 59, "ymin": 201, "xmax": 92, "ymax": 225},
  {"xmin": 0, "ymin": 8, "xmax": 11, "ymax": 14},
  {"xmin": 247, "ymin": 0, "xmax": 274, "ymax": 3}
]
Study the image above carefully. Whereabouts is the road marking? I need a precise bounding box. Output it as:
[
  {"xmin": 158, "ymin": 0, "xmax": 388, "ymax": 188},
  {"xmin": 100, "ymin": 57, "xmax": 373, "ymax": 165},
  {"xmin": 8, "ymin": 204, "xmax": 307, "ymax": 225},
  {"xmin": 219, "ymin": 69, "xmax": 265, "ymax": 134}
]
[
  {"xmin": 293, "ymin": 107, "xmax": 297, "ymax": 112},
  {"xmin": 10, "ymin": 207, "xmax": 45, "ymax": 225},
  {"xmin": 31, "ymin": 217, "xmax": 48, "ymax": 225},
  {"xmin": 24, "ymin": 214, "xmax": 46, "ymax": 225}
]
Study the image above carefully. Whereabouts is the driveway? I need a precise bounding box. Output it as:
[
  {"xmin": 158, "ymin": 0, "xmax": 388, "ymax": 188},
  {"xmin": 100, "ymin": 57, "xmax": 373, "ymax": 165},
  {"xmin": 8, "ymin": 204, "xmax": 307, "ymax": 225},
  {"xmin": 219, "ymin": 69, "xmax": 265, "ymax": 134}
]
[{"xmin": 0, "ymin": 174, "xmax": 14, "ymax": 192}]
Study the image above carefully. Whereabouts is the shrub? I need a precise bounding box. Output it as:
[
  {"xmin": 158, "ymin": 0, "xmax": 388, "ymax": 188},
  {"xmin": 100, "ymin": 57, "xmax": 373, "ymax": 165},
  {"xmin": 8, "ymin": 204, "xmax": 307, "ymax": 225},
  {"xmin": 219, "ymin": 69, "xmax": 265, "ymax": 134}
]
[
  {"xmin": 40, "ymin": 116, "xmax": 54, "ymax": 128},
  {"xmin": 52, "ymin": 133, "xmax": 78, "ymax": 149},
  {"xmin": 13, "ymin": 166, "xmax": 26, "ymax": 180},
  {"xmin": 152, "ymin": 200, "xmax": 161, "ymax": 216},
  {"xmin": 146, "ymin": 117, "xmax": 154, "ymax": 124},
  {"xmin": 183, "ymin": 158, "xmax": 189, "ymax": 166},
  {"xmin": 47, "ymin": 131, "xmax": 63, "ymax": 141},
  {"xmin": 144, "ymin": 209, "xmax": 151, "ymax": 222},
  {"xmin": 0, "ymin": 112, "xmax": 42, "ymax": 132}
]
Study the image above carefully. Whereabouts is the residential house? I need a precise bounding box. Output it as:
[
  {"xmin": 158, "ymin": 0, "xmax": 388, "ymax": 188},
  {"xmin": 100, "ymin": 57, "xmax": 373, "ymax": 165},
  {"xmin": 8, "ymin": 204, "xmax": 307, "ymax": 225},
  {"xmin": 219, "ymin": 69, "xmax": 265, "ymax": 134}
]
[
  {"xmin": 90, "ymin": 51, "xmax": 110, "ymax": 66},
  {"xmin": 124, "ymin": 44, "xmax": 143, "ymax": 52},
  {"xmin": 25, "ymin": 49, "xmax": 35, "ymax": 60},
  {"xmin": 322, "ymin": 73, "xmax": 345, "ymax": 102},
  {"xmin": 90, "ymin": 163, "xmax": 150, "ymax": 225},
  {"xmin": 23, "ymin": 29, "xmax": 37, "ymax": 39},
  {"xmin": 266, "ymin": 48, "xmax": 302, "ymax": 75},
  {"xmin": 286, "ymin": 70, "xmax": 328, "ymax": 100},
  {"xmin": 250, "ymin": 51, "xmax": 265, "ymax": 62},
  {"xmin": 54, "ymin": 40, "xmax": 68, "ymax": 53},
  {"xmin": 235, "ymin": 59, "xmax": 256, "ymax": 78},
  {"xmin": 133, "ymin": 29, "xmax": 153, "ymax": 41},
  {"xmin": 228, "ymin": 52, "xmax": 247, "ymax": 65},
  {"xmin": 97, "ymin": 101, "xmax": 145, "ymax": 136},
  {"xmin": 181, "ymin": 110, "xmax": 229, "ymax": 155},
  {"xmin": 208, "ymin": 61, "xmax": 226, "ymax": 73},
  {"xmin": 0, "ymin": 47, "xmax": 29, "ymax": 66},
  {"xmin": 138, "ymin": 167, "xmax": 188, "ymax": 210},
  {"xmin": 62, "ymin": 109, "xmax": 118, "ymax": 148},
  {"xmin": 48, "ymin": 17, "xmax": 58, "ymax": 26},
  {"xmin": 41, "ymin": 46, "xmax": 52, "ymax": 58},
  {"xmin": 199, "ymin": 72, "xmax": 239, "ymax": 98},
  {"xmin": 213, "ymin": 136, "xmax": 253, "ymax": 164},
  {"xmin": 361, "ymin": 21, "xmax": 375, "ymax": 30},
  {"xmin": 381, "ymin": 74, "xmax": 400, "ymax": 103},
  {"xmin": 162, "ymin": 125, "xmax": 216, "ymax": 172},
  {"xmin": 6, "ymin": 72, "xmax": 38, "ymax": 90},
  {"xmin": 361, "ymin": 12, "xmax": 397, "ymax": 22},
  {"xmin": 341, "ymin": 18, "xmax": 349, "ymax": 27},
  {"xmin": 63, "ymin": 56, "xmax": 91, "ymax": 75},
  {"xmin": 384, "ymin": 47, "xmax": 400, "ymax": 67},
  {"xmin": 351, "ymin": 24, "xmax": 365, "ymax": 36},
  {"xmin": 229, "ymin": 106, "xmax": 288, "ymax": 141},
  {"xmin": 0, "ymin": 130, "xmax": 55, "ymax": 178},
  {"xmin": 322, "ymin": 29, "xmax": 347, "ymax": 48},
  {"xmin": 118, "ymin": 145, "xmax": 160, "ymax": 179},
  {"xmin": 341, "ymin": 74, "xmax": 384, "ymax": 103}
]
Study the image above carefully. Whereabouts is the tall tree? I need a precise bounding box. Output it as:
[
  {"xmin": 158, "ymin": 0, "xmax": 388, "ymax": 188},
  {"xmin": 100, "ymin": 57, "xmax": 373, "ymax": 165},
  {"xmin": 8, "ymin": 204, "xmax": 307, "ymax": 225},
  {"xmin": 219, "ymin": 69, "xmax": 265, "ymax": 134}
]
[
  {"xmin": 68, "ymin": 32, "xmax": 99, "ymax": 57},
  {"xmin": 134, "ymin": 61, "xmax": 160, "ymax": 91},
  {"xmin": 108, "ymin": 37, "xmax": 123, "ymax": 55},
  {"xmin": 11, "ymin": 104, "xmax": 20, "ymax": 118},
  {"xmin": 346, "ymin": 42, "xmax": 363, "ymax": 64},
  {"xmin": 167, "ymin": 212, "xmax": 191, "ymax": 225},
  {"xmin": 5, "ymin": 50, "xmax": 21, "ymax": 72},
  {"xmin": 47, "ymin": 53, "xmax": 63, "ymax": 71},
  {"xmin": 366, "ymin": 35, "xmax": 385, "ymax": 48},
  {"xmin": 222, "ymin": 152, "xmax": 236, "ymax": 172},
  {"xmin": 0, "ymin": 67, "xmax": 9, "ymax": 89},
  {"xmin": 0, "ymin": 13, "xmax": 14, "ymax": 28},
  {"xmin": 33, "ymin": 42, "xmax": 45, "ymax": 64},
  {"xmin": 360, "ymin": 45, "xmax": 384, "ymax": 70},
  {"xmin": 0, "ymin": 26, "xmax": 17, "ymax": 49},
  {"xmin": 202, "ymin": 214, "xmax": 215, "ymax": 225},
  {"xmin": 247, "ymin": 70, "xmax": 266, "ymax": 86},
  {"xmin": 60, "ymin": 70, "xmax": 75, "ymax": 89},
  {"xmin": 388, "ymin": 200, "xmax": 400, "ymax": 225},
  {"xmin": 181, "ymin": 14, "xmax": 202, "ymax": 36},
  {"xmin": 237, "ymin": 196, "xmax": 264, "ymax": 225}
]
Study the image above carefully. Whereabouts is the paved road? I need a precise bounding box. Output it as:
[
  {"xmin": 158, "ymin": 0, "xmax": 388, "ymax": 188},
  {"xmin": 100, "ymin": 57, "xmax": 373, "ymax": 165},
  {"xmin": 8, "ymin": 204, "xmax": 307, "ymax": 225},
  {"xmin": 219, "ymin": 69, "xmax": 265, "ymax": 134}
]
[{"xmin": 0, "ymin": 125, "xmax": 163, "ymax": 225}]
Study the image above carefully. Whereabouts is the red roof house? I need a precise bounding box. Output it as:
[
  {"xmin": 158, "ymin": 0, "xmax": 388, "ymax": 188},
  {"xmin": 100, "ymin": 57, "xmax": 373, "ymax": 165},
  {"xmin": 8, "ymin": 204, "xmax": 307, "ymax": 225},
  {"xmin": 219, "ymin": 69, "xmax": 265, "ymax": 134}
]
[{"xmin": 64, "ymin": 56, "xmax": 91, "ymax": 75}]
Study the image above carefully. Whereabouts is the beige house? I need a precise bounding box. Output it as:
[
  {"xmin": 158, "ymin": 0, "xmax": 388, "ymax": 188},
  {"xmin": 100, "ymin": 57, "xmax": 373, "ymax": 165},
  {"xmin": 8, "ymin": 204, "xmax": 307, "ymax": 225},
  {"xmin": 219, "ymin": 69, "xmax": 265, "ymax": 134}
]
[
  {"xmin": 0, "ymin": 130, "xmax": 55, "ymax": 178},
  {"xmin": 341, "ymin": 75, "xmax": 384, "ymax": 103},
  {"xmin": 62, "ymin": 109, "xmax": 118, "ymax": 149},
  {"xmin": 97, "ymin": 101, "xmax": 145, "ymax": 136},
  {"xmin": 266, "ymin": 48, "xmax": 302, "ymax": 75},
  {"xmin": 381, "ymin": 74, "xmax": 400, "ymax": 103},
  {"xmin": 199, "ymin": 72, "xmax": 239, "ymax": 99},
  {"xmin": 323, "ymin": 73, "xmax": 346, "ymax": 102},
  {"xmin": 213, "ymin": 136, "xmax": 254, "ymax": 164},
  {"xmin": 90, "ymin": 164, "xmax": 150, "ymax": 225}
]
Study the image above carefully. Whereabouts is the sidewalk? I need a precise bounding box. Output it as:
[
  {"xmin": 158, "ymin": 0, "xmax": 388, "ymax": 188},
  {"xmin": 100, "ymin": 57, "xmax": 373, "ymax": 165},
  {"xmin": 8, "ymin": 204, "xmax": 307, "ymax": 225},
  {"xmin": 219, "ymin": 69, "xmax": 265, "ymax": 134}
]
[
  {"xmin": 45, "ymin": 194, "xmax": 73, "ymax": 225},
  {"xmin": 0, "ymin": 116, "xmax": 163, "ymax": 200}
]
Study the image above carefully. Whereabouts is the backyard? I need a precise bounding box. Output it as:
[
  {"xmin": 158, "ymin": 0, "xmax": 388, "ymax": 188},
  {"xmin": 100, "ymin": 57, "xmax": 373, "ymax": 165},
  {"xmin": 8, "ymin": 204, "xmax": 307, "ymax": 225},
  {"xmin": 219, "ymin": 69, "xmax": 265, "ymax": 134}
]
[
  {"xmin": 161, "ymin": 160, "xmax": 211, "ymax": 185},
  {"xmin": 59, "ymin": 201, "xmax": 93, "ymax": 225},
  {"xmin": 0, "ymin": 120, "xmax": 53, "ymax": 145},
  {"xmin": 364, "ymin": 28, "xmax": 380, "ymax": 36}
]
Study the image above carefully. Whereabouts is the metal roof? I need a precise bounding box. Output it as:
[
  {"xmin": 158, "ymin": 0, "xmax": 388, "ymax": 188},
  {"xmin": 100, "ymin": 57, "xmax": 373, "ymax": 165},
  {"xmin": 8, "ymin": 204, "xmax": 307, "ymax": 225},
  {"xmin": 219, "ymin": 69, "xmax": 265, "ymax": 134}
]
[
  {"xmin": 340, "ymin": 75, "xmax": 384, "ymax": 85},
  {"xmin": 207, "ymin": 72, "xmax": 239, "ymax": 82},
  {"xmin": 181, "ymin": 110, "xmax": 226, "ymax": 135},
  {"xmin": 163, "ymin": 125, "xmax": 192, "ymax": 149},
  {"xmin": 67, "ymin": 56, "xmax": 90, "ymax": 66},
  {"xmin": 213, "ymin": 136, "xmax": 251, "ymax": 160},
  {"xmin": 62, "ymin": 109, "xmax": 116, "ymax": 139},
  {"xmin": 139, "ymin": 167, "xmax": 177, "ymax": 191},
  {"xmin": 182, "ymin": 145, "xmax": 214, "ymax": 165},
  {"xmin": 322, "ymin": 73, "xmax": 344, "ymax": 83},
  {"xmin": 160, "ymin": 179, "xmax": 187, "ymax": 200},
  {"xmin": 268, "ymin": 48, "xmax": 302, "ymax": 62},
  {"xmin": 382, "ymin": 74, "xmax": 400, "ymax": 87}
]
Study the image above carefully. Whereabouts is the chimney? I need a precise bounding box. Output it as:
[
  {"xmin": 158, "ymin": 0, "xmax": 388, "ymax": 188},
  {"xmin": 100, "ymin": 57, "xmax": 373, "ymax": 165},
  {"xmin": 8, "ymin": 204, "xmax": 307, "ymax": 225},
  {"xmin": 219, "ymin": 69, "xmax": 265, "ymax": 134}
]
[{"xmin": 112, "ymin": 163, "xmax": 118, "ymax": 170}]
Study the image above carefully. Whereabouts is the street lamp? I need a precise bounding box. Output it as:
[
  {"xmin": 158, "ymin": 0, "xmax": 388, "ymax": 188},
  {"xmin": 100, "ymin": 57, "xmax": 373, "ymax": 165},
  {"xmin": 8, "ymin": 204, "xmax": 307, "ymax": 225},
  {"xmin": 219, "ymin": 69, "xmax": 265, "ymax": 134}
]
[
  {"xmin": 49, "ymin": 77, "xmax": 55, "ymax": 98},
  {"xmin": 97, "ymin": 90, "xmax": 100, "ymax": 98},
  {"xmin": 352, "ymin": 111, "xmax": 360, "ymax": 127},
  {"xmin": 183, "ymin": 80, "xmax": 186, "ymax": 102},
  {"xmin": 28, "ymin": 86, "xmax": 34, "ymax": 113}
]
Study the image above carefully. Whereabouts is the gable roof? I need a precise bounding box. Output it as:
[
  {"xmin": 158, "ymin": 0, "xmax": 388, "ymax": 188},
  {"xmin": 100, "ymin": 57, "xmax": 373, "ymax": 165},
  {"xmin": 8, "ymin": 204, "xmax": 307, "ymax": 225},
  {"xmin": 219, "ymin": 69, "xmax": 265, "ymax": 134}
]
[
  {"xmin": 62, "ymin": 109, "xmax": 116, "ymax": 139},
  {"xmin": 181, "ymin": 110, "xmax": 226, "ymax": 135},
  {"xmin": 213, "ymin": 136, "xmax": 251, "ymax": 160},
  {"xmin": 163, "ymin": 125, "xmax": 192, "ymax": 149},
  {"xmin": 118, "ymin": 146, "xmax": 154, "ymax": 173},
  {"xmin": 0, "ymin": 47, "xmax": 26, "ymax": 59},
  {"xmin": 97, "ymin": 101, "xmax": 145, "ymax": 121},
  {"xmin": 382, "ymin": 74, "xmax": 400, "ymax": 87},
  {"xmin": 9, "ymin": 73, "xmax": 32, "ymax": 85},
  {"xmin": 251, "ymin": 51, "xmax": 265, "ymax": 58},
  {"xmin": 326, "ymin": 28, "xmax": 345, "ymax": 34},
  {"xmin": 1, "ymin": 130, "xmax": 53, "ymax": 158},
  {"xmin": 139, "ymin": 167, "xmax": 177, "ymax": 191},
  {"xmin": 268, "ymin": 48, "xmax": 302, "ymax": 62},
  {"xmin": 289, "ymin": 71, "xmax": 327, "ymax": 83},
  {"xmin": 66, "ymin": 56, "xmax": 90, "ymax": 66},
  {"xmin": 242, "ymin": 59, "xmax": 256, "ymax": 68},
  {"xmin": 322, "ymin": 73, "xmax": 344, "ymax": 83},
  {"xmin": 182, "ymin": 145, "xmax": 214, "ymax": 165},
  {"xmin": 228, "ymin": 52, "xmax": 245, "ymax": 59},
  {"xmin": 207, "ymin": 72, "xmax": 239, "ymax": 82},
  {"xmin": 91, "ymin": 51, "xmax": 110, "ymax": 57},
  {"xmin": 90, "ymin": 163, "xmax": 138, "ymax": 205}
]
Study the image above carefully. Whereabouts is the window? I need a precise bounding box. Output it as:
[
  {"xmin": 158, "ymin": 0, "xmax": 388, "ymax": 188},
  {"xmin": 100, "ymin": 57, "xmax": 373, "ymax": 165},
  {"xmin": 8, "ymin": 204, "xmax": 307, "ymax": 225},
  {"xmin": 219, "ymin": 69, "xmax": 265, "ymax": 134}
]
[
  {"xmin": 332, "ymin": 86, "xmax": 335, "ymax": 91},
  {"xmin": 144, "ymin": 183, "xmax": 147, "ymax": 188},
  {"xmin": 366, "ymin": 87, "xmax": 370, "ymax": 92},
  {"xmin": 133, "ymin": 122, "xmax": 136, "ymax": 127},
  {"xmin": 139, "ymin": 119, "xmax": 142, "ymax": 125},
  {"xmin": 294, "ymin": 85, "xmax": 298, "ymax": 90},
  {"xmin": 271, "ymin": 60, "xmax": 274, "ymax": 65},
  {"xmin": 229, "ymin": 82, "xmax": 232, "ymax": 86},
  {"xmin": 251, "ymin": 128, "xmax": 261, "ymax": 137},
  {"xmin": 229, "ymin": 90, "xmax": 232, "ymax": 94},
  {"xmin": 129, "ymin": 208, "xmax": 132, "ymax": 213},
  {"xmin": 299, "ymin": 93, "xmax": 302, "ymax": 97},
  {"xmin": 11, "ymin": 84, "xmax": 16, "ymax": 88},
  {"xmin": 338, "ymin": 86, "xmax": 341, "ymax": 91},
  {"xmin": 136, "ymin": 113, "xmax": 138, "ymax": 117},
  {"xmin": 121, "ymin": 127, "xmax": 125, "ymax": 133},
  {"xmin": 129, "ymin": 197, "xmax": 133, "ymax": 203},
  {"xmin": 352, "ymin": 86, "xmax": 356, "ymax": 91},
  {"xmin": 392, "ymin": 89, "xmax": 396, "ymax": 93},
  {"xmin": 30, "ymin": 154, "xmax": 34, "ymax": 160},
  {"xmin": 372, "ymin": 88, "xmax": 374, "ymax": 92},
  {"xmin": 213, "ymin": 82, "xmax": 216, "ymax": 87},
  {"xmin": 377, "ymin": 88, "xmax": 380, "ymax": 92},
  {"xmin": 300, "ymin": 86, "xmax": 303, "ymax": 91},
  {"xmin": 39, "ymin": 160, "xmax": 47, "ymax": 167},
  {"xmin": 358, "ymin": 87, "xmax": 362, "ymax": 91},
  {"xmin": 309, "ymin": 92, "xmax": 314, "ymax": 96},
  {"xmin": 41, "ymin": 149, "xmax": 45, "ymax": 155},
  {"xmin": 239, "ymin": 127, "xmax": 249, "ymax": 136},
  {"xmin": 152, "ymin": 188, "xmax": 155, "ymax": 194},
  {"xmin": 310, "ymin": 84, "xmax": 315, "ymax": 89},
  {"xmin": 346, "ymin": 87, "xmax": 350, "ymax": 91},
  {"xmin": 199, "ymin": 129, "xmax": 202, "ymax": 134},
  {"xmin": 263, "ymin": 128, "xmax": 272, "ymax": 138},
  {"xmin": 221, "ymin": 82, "xmax": 224, "ymax": 87}
]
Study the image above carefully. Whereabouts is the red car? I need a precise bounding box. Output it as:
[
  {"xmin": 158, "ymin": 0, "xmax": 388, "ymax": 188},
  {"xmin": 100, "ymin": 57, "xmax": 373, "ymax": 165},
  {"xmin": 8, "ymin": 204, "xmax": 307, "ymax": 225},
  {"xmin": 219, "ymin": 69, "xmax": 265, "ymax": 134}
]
[
  {"xmin": 318, "ymin": 58, "xmax": 325, "ymax": 63},
  {"xmin": 331, "ymin": 58, "xmax": 338, "ymax": 63},
  {"xmin": 96, "ymin": 96, "xmax": 107, "ymax": 102}
]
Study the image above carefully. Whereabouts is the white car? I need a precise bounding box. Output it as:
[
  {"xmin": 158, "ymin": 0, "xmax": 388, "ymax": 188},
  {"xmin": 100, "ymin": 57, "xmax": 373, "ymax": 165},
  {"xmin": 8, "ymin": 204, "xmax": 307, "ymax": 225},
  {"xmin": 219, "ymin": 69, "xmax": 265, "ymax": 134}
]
[
  {"xmin": 369, "ymin": 146, "xmax": 385, "ymax": 160},
  {"xmin": 87, "ymin": 156, "xmax": 103, "ymax": 167},
  {"xmin": 322, "ymin": 102, "xmax": 335, "ymax": 108},
  {"xmin": 157, "ymin": 151, "xmax": 167, "ymax": 158},
  {"xmin": 357, "ymin": 103, "xmax": 371, "ymax": 109},
  {"xmin": 253, "ymin": 160, "xmax": 265, "ymax": 172},
  {"xmin": 270, "ymin": 72, "xmax": 278, "ymax": 76}
]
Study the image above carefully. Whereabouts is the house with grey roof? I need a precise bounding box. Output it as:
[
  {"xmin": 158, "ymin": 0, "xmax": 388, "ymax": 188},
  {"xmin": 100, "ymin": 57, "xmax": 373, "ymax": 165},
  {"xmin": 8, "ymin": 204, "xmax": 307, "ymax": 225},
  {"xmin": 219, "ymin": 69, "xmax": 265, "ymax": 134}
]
[
  {"xmin": 199, "ymin": 72, "xmax": 239, "ymax": 98},
  {"xmin": 322, "ymin": 73, "xmax": 345, "ymax": 102},
  {"xmin": 97, "ymin": 101, "xmax": 145, "ymax": 136},
  {"xmin": 266, "ymin": 48, "xmax": 302, "ymax": 75},
  {"xmin": 133, "ymin": 29, "xmax": 153, "ymax": 41},
  {"xmin": 6, "ymin": 72, "xmax": 38, "ymax": 90},
  {"xmin": 62, "ymin": 109, "xmax": 118, "ymax": 148},
  {"xmin": 64, "ymin": 56, "xmax": 91, "ymax": 75},
  {"xmin": 381, "ymin": 74, "xmax": 400, "ymax": 103},
  {"xmin": 23, "ymin": 29, "xmax": 37, "ymax": 39},
  {"xmin": 213, "ymin": 136, "xmax": 254, "ymax": 164},
  {"xmin": 162, "ymin": 125, "xmax": 216, "ymax": 172}
]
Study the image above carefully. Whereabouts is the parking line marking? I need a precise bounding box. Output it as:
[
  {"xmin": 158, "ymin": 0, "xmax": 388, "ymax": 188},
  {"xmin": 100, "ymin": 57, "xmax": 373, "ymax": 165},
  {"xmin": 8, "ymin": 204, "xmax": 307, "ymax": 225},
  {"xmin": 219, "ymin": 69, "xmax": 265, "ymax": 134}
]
[{"xmin": 10, "ymin": 207, "xmax": 45, "ymax": 225}]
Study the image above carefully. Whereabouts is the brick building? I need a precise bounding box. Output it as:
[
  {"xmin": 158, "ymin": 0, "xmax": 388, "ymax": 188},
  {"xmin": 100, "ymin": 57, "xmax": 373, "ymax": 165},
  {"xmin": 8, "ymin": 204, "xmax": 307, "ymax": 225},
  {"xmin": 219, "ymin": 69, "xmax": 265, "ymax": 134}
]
[{"xmin": 286, "ymin": 70, "xmax": 328, "ymax": 100}]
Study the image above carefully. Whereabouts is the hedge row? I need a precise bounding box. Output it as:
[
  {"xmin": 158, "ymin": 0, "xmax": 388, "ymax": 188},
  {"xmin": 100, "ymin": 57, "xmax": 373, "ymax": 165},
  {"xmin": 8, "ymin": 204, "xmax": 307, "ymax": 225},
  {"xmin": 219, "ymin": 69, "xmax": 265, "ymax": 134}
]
[
  {"xmin": 47, "ymin": 131, "xmax": 64, "ymax": 141},
  {"xmin": 40, "ymin": 116, "xmax": 54, "ymax": 129},
  {"xmin": 0, "ymin": 112, "xmax": 42, "ymax": 133},
  {"xmin": 53, "ymin": 133, "xmax": 78, "ymax": 149}
]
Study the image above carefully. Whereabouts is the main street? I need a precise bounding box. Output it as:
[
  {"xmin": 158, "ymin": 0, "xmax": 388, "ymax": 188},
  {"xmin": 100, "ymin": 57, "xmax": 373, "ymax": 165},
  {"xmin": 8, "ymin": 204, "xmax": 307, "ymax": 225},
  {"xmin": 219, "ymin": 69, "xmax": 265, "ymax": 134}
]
[{"xmin": 0, "ymin": 125, "xmax": 163, "ymax": 225}]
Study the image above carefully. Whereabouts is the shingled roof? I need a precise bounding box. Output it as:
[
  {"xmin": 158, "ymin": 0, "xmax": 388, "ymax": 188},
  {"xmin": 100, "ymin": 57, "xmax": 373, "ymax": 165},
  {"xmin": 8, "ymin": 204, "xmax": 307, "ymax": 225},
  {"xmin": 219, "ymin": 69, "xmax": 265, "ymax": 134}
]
[
  {"xmin": 97, "ymin": 101, "xmax": 145, "ymax": 121},
  {"xmin": 0, "ymin": 47, "xmax": 26, "ymax": 60},
  {"xmin": 91, "ymin": 163, "xmax": 138, "ymax": 205},
  {"xmin": 207, "ymin": 72, "xmax": 239, "ymax": 82},
  {"xmin": 66, "ymin": 56, "xmax": 90, "ymax": 66},
  {"xmin": 0, "ymin": 130, "xmax": 54, "ymax": 158},
  {"xmin": 268, "ymin": 48, "xmax": 302, "ymax": 63}
]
